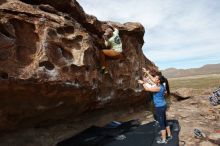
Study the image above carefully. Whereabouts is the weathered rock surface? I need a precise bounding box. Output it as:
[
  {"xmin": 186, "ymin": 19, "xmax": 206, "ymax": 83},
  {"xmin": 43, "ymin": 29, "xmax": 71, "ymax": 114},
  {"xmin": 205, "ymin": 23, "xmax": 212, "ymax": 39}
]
[{"xmin": 0, "ymin": 0, "xmax": 157, "ymax": 132}]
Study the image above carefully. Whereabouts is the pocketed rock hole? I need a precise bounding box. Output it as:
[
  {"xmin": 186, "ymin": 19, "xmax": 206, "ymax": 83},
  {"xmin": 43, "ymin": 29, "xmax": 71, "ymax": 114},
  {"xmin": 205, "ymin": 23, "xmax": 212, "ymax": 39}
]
[
  {"xmin": 60, "ymin": 47, "xmax": 73, "ymax": 60},
  {"xmin": 0, "ymin": 23, "xmax": 12, "ymax": 38},
  {"xmin": 0, "ymin": 51, "xmax": 9, "ymax": 61},
  {"xmin": 62, "ymin": 35, "xmax": 83, "ymax": 50},
  {"xmin": 9, "ymin": 19, "xmax": 38, "ymax": 65},
  {"xmin": 39, "ymin": 61, "xmax": 55, "ymax": 70},
  {"xmin": 0, "ymin": 72, "xmax": 8, "ymax": 79},
  {"xmin": 57, "ymin": 26, "xmax": 75, "ymax": 34}
]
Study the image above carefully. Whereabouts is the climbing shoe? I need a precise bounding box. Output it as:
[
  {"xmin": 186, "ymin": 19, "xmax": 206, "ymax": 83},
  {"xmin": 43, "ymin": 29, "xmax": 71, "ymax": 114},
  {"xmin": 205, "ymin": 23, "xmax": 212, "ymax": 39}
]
[
  {"xmin": 167, "ymin": 135, "xmax": 172, "ymax": 141},
  {"xmin": 156, "ymin": 138, "xmax": 167, "ymax": 144}
]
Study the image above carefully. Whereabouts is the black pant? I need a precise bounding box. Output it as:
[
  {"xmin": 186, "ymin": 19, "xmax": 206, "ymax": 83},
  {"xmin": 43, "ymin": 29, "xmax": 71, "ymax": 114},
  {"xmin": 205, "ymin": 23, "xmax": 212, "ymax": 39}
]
[{"xmin": 155, "ymin": 105, "xmax": 168, "ymax": 130}]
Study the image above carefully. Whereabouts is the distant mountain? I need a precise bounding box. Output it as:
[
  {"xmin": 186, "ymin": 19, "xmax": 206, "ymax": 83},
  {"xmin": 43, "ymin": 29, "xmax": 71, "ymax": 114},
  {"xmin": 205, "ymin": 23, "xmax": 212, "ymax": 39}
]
[{"xmin": 162, "ymin": 63, "xmax": 220, "ymax": 78}]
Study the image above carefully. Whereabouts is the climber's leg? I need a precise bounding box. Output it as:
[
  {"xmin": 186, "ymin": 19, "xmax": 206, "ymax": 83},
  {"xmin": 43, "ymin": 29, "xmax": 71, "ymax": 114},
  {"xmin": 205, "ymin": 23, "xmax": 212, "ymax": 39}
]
[{"xmin": 102, "ymin": 49, "xmax": 121, "ymax": 59}]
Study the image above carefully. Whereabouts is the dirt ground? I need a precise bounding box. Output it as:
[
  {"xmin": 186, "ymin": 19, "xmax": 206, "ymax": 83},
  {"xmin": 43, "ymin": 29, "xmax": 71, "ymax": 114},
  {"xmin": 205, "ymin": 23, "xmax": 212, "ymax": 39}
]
[{"xmin": 167, "ymin": 95, "xmax": 220, "ymax": 146}]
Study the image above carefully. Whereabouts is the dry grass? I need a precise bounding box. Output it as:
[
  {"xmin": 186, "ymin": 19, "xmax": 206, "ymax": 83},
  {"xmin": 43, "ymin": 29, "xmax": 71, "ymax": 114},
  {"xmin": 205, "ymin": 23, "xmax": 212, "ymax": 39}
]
[{"xmin": 168, "ymin": 74, "xmax": 220, "ymax": 95}]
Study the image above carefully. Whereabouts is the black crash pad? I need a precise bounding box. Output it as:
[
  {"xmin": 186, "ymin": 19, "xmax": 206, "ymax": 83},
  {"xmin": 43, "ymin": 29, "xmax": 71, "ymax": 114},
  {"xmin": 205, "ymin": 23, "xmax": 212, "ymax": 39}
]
[{"xmin": 56, "ymin": 120, "xmax": 180, "ymax": 146}]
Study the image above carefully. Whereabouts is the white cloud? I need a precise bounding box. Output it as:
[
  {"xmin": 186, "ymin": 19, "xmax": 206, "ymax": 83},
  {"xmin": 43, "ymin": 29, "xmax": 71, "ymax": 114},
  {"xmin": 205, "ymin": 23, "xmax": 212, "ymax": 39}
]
[{"xmin": 78, "ymin": 0, "xmax": 220, "ymax": 69}]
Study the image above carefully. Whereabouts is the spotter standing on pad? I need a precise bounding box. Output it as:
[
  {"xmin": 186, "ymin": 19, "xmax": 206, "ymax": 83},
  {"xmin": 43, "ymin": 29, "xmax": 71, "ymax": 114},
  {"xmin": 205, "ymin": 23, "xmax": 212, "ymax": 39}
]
[{"xmin": 138, "ymin": 73, "xmax": 172, "ymax": 144}]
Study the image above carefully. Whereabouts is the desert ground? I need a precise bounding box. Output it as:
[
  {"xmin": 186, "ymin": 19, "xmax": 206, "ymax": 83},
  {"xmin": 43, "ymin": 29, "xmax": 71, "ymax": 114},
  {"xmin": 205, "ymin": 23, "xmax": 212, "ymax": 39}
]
[{"xmin": 165, "ymin": 74, "xmax": 220, "ymax": 146}]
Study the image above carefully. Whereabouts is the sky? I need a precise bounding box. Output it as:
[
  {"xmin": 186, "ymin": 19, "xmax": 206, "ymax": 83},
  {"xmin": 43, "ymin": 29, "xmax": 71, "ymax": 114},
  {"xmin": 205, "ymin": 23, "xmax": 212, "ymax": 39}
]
[{"xmin": 78, "ymin": 0, "xmax": 220, "ymax": 70}]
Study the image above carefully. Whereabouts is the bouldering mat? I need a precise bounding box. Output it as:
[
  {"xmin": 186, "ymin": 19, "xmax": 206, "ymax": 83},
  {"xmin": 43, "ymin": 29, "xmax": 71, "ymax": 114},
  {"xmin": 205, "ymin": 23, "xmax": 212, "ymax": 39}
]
[{"xmin": 56, "ymin": 120, "xmax": 180, "ymax": 146}]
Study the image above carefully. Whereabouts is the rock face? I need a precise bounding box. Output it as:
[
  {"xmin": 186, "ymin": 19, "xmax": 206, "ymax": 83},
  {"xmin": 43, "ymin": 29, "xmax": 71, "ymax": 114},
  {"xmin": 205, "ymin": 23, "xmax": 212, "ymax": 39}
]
[{"xmin": 0, "ymin": 0, "xmax": 157, "ymax": 132}]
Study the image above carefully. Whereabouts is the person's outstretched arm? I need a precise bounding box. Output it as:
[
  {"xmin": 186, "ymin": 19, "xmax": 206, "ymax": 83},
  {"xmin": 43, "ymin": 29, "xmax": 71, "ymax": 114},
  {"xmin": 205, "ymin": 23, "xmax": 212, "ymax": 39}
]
[
  {"xmin": 107, "ymin": 23, "xmax": 115, "ymax": 29},
  {"xmin": 143, "ymin": 84, "xmax": 160, "ymax": 92},
  {"xmin": 107, "ymin": 23, "xmax": 119, "ymax": 34},
  {"xmin": 142, "ymin": 68, "xmax": 155, "ymax": 83},
  {"xmin": 104, "ymin": 39, "xmax": 109, "ymax": 47}
]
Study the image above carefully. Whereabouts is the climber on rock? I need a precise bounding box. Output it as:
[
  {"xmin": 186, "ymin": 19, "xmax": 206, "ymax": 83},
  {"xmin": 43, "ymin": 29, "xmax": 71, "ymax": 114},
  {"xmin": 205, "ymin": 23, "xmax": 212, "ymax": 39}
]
[{"xmin": 100, "ymin": 23, "xmax": 123, "ymax": 74}]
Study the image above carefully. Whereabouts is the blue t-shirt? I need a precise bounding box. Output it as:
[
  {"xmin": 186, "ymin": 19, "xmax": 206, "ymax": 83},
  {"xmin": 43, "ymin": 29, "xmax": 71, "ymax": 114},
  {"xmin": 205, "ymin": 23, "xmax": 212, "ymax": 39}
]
[{"xmin": 153, "ymin": 85, "xmax": 166, "ymax": 107}]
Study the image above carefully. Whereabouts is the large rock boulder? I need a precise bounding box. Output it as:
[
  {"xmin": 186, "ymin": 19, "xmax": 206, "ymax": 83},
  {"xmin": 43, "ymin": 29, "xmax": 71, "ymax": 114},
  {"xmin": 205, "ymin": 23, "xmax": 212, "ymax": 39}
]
[
  {"xmin": 171, "ymin": 88, "xmax": 194, "ymax": 100},
  {"xmin": 0, "ymin": 0, "xmax": 157, "ymax": 132}
]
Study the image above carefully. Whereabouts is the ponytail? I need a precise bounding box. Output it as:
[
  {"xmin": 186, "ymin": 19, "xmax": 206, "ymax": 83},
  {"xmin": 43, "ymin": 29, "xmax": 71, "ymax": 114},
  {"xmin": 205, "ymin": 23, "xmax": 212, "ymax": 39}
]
[
  {"xmin": 159, "ymin": 75, "xmax": 170, "ymax": 96},
  {"xmin": 165, "ymin": 77, "xmax": 170, "ymax": 95}
]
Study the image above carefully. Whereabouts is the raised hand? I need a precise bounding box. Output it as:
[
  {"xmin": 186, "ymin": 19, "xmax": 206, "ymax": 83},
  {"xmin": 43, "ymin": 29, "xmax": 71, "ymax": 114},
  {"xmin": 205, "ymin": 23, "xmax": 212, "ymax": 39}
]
[
  {"xmin": 142, "ymin": 67, "xmax": 147, "ymax": 73},
  {"xmin": 138, "ymin": 80, "xmax": 144, "ymax": 84},
  {"xmin": 103, "ymin": 35, "xmax": 108, "ymax": 40}
]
